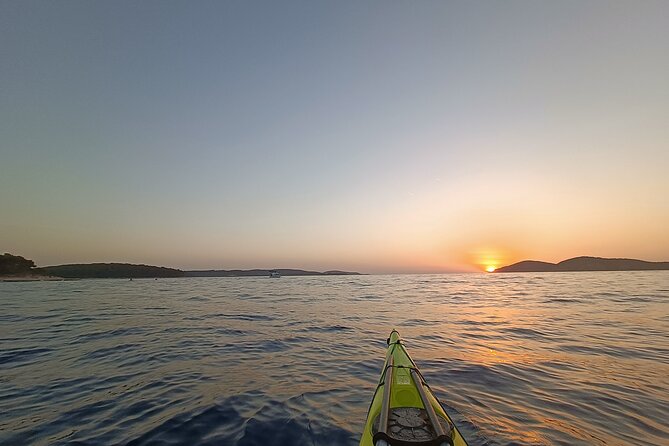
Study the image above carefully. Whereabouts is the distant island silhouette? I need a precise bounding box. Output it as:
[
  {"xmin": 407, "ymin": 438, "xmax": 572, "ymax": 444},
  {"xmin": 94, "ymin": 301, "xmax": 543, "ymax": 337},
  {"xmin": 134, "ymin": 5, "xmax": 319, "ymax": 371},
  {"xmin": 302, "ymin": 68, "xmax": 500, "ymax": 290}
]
[
  {"xmin": 496, "ymin": 256, "xmax": 669, "ymax": 272},
  {"xmin": 185, "ymin": 269, "xmax": 361, "ymax": 277},
  {"xmin": 1, "ymin": 253, "xmax": 362, "ymax": 280},
  {"xmin": 37, "ymin": 264, "xmax": 361, "ymax": 279},
  {"xmin": 38, "ymin": 263, "xmax": 184, "ymax": 279}
]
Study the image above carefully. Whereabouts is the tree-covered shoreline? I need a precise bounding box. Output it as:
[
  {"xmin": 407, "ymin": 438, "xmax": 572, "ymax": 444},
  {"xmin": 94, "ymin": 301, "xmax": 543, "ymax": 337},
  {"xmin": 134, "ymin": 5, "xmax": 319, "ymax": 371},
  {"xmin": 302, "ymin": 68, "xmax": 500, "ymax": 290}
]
[
  {"xmin": 37, "ymin": 263, "xmax": 184, "ymax": 279},
  {"xmin": 0, "ymin": 253, "xmax": 37, "ymax": 276},
  {"xmin": 1, "ymin": 253, "xmax": 361, "ymax": 279}
]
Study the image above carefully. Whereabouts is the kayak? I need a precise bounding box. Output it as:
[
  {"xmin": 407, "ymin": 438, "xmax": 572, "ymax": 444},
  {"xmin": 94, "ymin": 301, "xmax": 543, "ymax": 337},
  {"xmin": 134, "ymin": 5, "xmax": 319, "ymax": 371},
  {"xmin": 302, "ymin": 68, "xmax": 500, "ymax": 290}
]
[{"xmin": 360, "ymin": 330, "xmax": 469, "ymax": 446}]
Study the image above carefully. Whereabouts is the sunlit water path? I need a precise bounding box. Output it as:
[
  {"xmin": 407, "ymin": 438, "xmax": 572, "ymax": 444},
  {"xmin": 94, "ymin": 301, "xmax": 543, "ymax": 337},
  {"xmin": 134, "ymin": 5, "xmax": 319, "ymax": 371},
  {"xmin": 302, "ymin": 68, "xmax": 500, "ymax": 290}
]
[{"xmin": 1, "ymin": 273, "xmax": 668, "ymax": 445}]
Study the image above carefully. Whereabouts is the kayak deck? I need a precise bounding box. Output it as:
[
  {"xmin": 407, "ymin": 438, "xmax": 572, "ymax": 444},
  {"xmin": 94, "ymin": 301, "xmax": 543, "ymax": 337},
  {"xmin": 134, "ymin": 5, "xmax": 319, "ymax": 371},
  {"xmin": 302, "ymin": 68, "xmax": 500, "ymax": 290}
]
[{"xmin": 360, "ymin": 330, "xmax": 468, "ymax": 446}]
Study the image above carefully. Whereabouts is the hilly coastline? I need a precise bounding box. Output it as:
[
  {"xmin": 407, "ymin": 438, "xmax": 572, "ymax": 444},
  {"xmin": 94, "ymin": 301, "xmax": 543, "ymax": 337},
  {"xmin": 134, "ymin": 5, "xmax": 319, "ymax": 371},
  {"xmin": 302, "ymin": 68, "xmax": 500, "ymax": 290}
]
[
  {"xmin": 185, "ymin": 269, "xmax": 360, "ymax": 277},
  {"xmin": 1, "ymin": 254, "xmax": 362, "ymax": 280},
  {"xmin": 37, "ymin": 263, "xmax": 184, "ymax": 279},
  {"xmin": 38, "ymin": 264, "xmax": 361, "ymax": 279},
  {"xmin": 496, "ymin": 256, "xmax": 669, "ymax": 272}
]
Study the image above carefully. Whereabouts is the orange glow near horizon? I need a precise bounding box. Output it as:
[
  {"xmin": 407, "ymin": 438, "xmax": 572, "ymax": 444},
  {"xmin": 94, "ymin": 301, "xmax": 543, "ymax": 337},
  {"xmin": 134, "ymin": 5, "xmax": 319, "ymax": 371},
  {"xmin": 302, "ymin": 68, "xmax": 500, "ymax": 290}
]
[{"xmin": 463, "ymin": 247, "xmax": 514, "ymax": 273}]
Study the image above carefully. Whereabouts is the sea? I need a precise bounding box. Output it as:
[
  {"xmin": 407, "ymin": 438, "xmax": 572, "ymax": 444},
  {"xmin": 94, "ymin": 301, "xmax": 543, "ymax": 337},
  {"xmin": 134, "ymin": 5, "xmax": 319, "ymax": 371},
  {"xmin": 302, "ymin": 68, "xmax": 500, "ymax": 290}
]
[{"xmin": 1, "ymin": 272, "xmax": 668, "ymax": 446}]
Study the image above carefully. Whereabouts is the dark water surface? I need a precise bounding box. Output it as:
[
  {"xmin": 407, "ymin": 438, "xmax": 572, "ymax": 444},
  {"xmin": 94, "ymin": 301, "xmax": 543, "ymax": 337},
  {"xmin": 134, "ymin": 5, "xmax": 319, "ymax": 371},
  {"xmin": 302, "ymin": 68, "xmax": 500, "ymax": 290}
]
[{"xmin": 1, "ymin": 273, "xmax": 668, "ymax": 446}]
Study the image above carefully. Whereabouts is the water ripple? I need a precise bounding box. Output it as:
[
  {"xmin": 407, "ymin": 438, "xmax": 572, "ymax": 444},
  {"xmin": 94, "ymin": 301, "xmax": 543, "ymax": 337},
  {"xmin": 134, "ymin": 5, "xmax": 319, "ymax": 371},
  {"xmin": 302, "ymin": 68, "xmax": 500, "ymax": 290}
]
[{"xmin": 1, "ymin": 272, "xmax": 668, "ymax": 445}]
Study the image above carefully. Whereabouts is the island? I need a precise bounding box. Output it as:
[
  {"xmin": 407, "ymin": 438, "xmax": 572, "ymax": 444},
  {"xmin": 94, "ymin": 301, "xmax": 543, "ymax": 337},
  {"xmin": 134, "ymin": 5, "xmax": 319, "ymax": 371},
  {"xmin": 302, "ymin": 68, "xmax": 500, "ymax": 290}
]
[
  {"xmin": 185, "ymin": 269, "xmax": 361, "ymax": 277},
  {"xmin": 1, "ymin": 253, "xmax": 362, "ymax": 280},
  {"xmin": 37, "ymin": 264, "xmax": 361, "ymax": 278},
  {"xmin": 37, "ymin": 263, "xmax": 185, "ymax": 279},
  {"xmin": 495, "ymin": 256, "xmax": 669, "ymax": 272}
]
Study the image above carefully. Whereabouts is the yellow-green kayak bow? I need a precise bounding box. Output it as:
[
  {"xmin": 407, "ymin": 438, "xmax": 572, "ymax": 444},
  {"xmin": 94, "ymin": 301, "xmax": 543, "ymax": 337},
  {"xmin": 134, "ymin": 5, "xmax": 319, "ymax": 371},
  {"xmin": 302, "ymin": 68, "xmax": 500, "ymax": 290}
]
[{"xmin": 360, "ymin": 330, "xmax": 468, "ymax": 446}]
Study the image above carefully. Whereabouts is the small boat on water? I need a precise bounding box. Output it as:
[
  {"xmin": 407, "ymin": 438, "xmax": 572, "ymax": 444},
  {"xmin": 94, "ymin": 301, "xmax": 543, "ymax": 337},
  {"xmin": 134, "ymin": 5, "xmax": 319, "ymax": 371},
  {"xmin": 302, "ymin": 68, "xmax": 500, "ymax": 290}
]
[
  {"xmin": 268, "ymin": 270, "xmax": 281, "ymax": 278},
  {"xmin": 360, "ymin": 330, "xmax": 468, "ymax": 446}
]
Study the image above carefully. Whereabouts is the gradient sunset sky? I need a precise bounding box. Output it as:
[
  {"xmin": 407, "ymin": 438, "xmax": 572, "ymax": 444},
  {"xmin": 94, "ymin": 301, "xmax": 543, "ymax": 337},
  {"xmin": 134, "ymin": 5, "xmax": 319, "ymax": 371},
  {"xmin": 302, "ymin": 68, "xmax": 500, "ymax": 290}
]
[{"xmin": 2, "ymin": 1, "xmax": 668, "ymax": 273}]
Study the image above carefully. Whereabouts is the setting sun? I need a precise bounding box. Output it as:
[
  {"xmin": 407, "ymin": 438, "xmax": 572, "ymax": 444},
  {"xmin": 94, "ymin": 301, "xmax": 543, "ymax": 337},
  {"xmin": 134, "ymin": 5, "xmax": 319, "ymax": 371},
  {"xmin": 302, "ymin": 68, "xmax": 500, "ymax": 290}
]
[{"xmin": 486, "ymin": 266, "xmax": 496, "ymax": 273}]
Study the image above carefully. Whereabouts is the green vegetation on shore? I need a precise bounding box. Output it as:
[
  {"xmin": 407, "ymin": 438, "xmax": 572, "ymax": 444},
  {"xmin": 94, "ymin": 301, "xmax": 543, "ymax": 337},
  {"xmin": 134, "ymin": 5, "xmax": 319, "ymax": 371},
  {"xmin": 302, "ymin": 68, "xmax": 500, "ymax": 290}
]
[
  {"xmin": 37, "ymin": 263, "xmax": 184, "ymax": 278},
  {"xmin": 0, "ymin": 253, "xmax": 37, "ymax": 275}
]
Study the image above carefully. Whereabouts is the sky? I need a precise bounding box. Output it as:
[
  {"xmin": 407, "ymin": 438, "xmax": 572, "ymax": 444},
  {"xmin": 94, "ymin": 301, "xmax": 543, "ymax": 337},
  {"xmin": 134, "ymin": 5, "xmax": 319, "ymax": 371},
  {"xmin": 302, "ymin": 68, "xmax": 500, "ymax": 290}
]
[{"xmin": 1, "ymin": 1, "xmax": 668, "ymax": 273}]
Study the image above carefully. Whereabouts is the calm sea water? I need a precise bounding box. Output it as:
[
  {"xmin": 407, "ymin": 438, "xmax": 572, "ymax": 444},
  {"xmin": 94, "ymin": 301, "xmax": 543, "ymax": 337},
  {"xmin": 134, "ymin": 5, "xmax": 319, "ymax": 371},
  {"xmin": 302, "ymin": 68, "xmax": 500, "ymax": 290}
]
[{"xmin": 1, "ymin": 273, "xmax": 668, "ymax": 446}]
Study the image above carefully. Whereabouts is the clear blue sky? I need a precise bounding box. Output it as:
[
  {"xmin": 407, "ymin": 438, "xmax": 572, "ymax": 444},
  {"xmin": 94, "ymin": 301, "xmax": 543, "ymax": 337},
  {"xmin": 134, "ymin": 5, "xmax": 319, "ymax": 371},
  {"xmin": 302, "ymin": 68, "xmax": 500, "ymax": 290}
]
[{"xmin": 2, "ymin": 1, "xmax": 668, "ymax": 272}]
